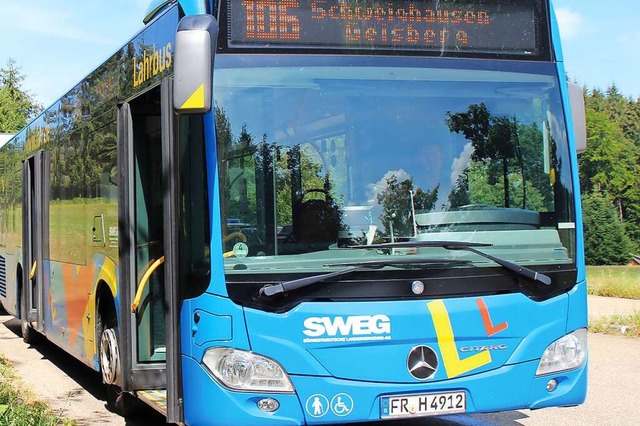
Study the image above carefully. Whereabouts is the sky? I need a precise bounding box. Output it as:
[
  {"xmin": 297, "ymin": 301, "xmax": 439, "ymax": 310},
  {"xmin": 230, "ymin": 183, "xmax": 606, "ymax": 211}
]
[
  {"xmin": 0, "ymin": 0, "xmax": 149, "ymax": 108},
  {"xmin": 0, "ymin": 0, "xmax": 638, "ymax": 109}
]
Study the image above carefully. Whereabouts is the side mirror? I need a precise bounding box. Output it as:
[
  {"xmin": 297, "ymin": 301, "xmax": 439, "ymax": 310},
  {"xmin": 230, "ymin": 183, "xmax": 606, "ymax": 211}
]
[
  {"xmin": 568, "ymin": 82, "xmax": 587, "ymax": 153},
  {"xmin": 173, "ymin": 14, "xmax": 219, "ymax": 113}
]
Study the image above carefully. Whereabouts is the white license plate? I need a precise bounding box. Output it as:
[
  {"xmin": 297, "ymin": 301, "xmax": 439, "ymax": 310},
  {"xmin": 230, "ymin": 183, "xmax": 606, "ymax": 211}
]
[{"xmin": 381, "ymin": 391, "xmax": 466, "ymax": 418}]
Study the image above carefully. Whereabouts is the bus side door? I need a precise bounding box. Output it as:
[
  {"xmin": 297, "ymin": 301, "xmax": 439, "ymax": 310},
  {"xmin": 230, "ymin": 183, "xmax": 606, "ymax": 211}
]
[{"xmin": 21, "ymin": 151, "xmax": 49, "ymax": 338}]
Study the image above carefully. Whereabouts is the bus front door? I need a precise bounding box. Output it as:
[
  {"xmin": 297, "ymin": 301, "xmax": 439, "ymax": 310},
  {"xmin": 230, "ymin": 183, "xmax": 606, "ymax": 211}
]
[
  {"xmin": 20, "ymin": 151, "xmax": 49, "ymax": 342},
  {"xmin": 118, "ymin": 78, "xmax": 183, "ymax": 423}
]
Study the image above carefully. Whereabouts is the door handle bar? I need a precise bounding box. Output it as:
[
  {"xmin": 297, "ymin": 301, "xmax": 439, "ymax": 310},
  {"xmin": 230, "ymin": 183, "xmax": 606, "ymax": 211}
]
[
  {"xmin": 131, "ymin": 256, "xmax": 165, "ymax": 313},
  {"xmin": 29, "ymin": 261, "xmax": 37, "ymax": 280}
]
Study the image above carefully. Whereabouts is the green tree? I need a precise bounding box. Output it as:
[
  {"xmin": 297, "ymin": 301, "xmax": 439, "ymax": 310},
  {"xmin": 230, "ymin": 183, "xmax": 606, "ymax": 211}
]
[
  {"xmin": 585, "ymin": 87, "xmax": 607, "ymax": 113},
  {"xmin": 445, "ymin": 103, "xmax": 551, "ymax": 212},
  {"xmin": 622, "ymin": 98, "xmax": 640, "ymax": 146},
  {"xmin": 448, "ymin": 172, "xmax": 470, "ymax": 208},
  {"xmin": 273, "ymin": 144, "xmax": 328, "ymax": 226},
  {"xmin": 578, "ymin": 109, "xmax": 639, "ymax": 220},
  {"xmin": 603, "ymin": 84, "xmax": 627, "ymax": 124},
  {"xmin": 582, "ymin": 193, "xmax": 632, "ymax": 265},
  {"xmin": 446, "ymin": 103, "xmax": 517, "ymax": 208},
  {"xmin": 0, "ymin": 59, "xmax": 41, "ymax": 132},
  {"xmin": 376, "ymin": 174, "xmax": 438, "ymax": 237},
  {"xmin": 579, "ymin": 86, "xmax": 640, "ymax": 253},
  {"xmin": 461, "ymin": 162, "xmax": 546, "ymax": 211}
]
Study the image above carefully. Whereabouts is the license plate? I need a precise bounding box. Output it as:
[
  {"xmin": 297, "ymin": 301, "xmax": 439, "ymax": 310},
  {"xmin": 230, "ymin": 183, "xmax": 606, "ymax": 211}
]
[{"xmin": 381, "ymin": 391, "xmax": 466, "ymax": 419}]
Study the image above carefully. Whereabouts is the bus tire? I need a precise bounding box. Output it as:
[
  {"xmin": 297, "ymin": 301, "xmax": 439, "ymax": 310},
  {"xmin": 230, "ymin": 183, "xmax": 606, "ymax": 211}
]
[
  {"xmin": 97, "ymin": 301, "xmax": 138, "ymax": 417},
  {"xmin": 100, "ymin": 328, "xmax": 120, "ymax": 385},
  {"xmin": 105, "ymin": 382, "xmax": 138, "ymax": 417},
  {"xmin": 20, "ymin": 279, "xmax": 38, "ymax": 345}
]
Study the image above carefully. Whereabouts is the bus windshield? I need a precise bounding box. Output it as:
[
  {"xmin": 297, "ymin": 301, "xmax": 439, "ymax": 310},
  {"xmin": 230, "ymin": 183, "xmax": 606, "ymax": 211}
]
[{"xmin": 215, "ymin": 56, "xmax": 575, "ymax": 276}]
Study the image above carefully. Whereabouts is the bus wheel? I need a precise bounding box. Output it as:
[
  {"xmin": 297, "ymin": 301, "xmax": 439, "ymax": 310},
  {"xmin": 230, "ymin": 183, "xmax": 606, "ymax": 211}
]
[
  {"xmin": 100, "ymin": 328, "xmax": 120, "ymax": 385},
  {"xmin": 105, "ymin": 384, "xmax": 138, "ymax": 417},
  {"xmin": 99, "ymin": 325, "xmax": 137, "ymax": 416},
  {"xmin": 20, "ymin": 282, "xmax": 38, "ymax": 344}
]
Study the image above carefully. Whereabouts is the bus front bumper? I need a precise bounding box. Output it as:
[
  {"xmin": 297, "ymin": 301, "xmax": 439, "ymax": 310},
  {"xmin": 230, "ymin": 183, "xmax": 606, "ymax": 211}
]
[{"xmin": 181, "ymin": 355, "xmax": 587, "ymax": 425}]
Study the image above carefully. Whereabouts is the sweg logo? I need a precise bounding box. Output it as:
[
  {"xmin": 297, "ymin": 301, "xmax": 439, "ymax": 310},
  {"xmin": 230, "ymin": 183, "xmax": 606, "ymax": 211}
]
[{"xmin": 302, "ymin": 315, "xmax": 391, "ymax": 343}]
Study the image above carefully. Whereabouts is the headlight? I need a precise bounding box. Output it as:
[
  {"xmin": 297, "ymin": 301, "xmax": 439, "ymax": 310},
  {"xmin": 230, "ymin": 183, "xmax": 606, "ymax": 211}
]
[
  {"xmin": 202, "ymin": 347, "xmax": 295, "ymax": 393},
  {"xmin": 536, "ymin": 329, "xmax": 587, "ymax": 376}
]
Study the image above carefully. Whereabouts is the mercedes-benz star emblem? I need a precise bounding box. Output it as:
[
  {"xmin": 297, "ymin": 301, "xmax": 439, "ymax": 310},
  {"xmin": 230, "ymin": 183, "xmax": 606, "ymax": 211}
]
[{"xmin": 407, "ymin": 346, "xmax": 438, "ymax": 380}]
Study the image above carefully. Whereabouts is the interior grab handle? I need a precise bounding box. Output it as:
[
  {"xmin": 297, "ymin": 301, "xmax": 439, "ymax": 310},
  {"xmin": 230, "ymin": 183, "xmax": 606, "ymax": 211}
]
[
  {"xmin": 29, "ymin": 261, "xmax": 37, "ymax": 280},
  {"xmin": 131, "ymin": 256, "xmax": 165, "ymax": 313}
]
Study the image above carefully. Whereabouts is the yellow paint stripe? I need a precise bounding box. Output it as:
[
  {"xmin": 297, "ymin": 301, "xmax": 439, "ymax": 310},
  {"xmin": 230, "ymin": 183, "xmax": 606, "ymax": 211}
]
[
  {"xmin": 140, "ymin": 390, "xmax": 166, "ymax": 401},
  {"xmin": 427, "ymin": 300, "xmax": 492, "ymax": 378},
  {"xmin": 180, "ymin": 83, "xmax": 205, "ymax": 110},
  {"xmin": 150, "ymin": 390, "xmax": 167, "ymax": 401},
  {"xmin": 139, "ymin": 391, "xmax": 167, "ymax": 409}
]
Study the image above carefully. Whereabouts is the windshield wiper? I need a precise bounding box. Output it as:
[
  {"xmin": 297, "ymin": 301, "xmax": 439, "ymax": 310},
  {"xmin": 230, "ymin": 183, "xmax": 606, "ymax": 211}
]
[
  {"xmin": 259, "ymin": 258, "xmax": 469, "ymax": 297},
  {"xmin": 350, "ymin": 241, "xmax": 552, "ymax": 286}
]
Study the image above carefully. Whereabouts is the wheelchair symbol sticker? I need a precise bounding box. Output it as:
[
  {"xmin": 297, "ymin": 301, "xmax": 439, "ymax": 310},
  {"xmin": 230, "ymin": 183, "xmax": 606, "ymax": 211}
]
[
  {"xmin": 330, "ymin": 393, "xmax": 354, "ymax": 416},
  {"xmin": 305, "ymin": 394, "xmax": 329, "ymax": 418}
]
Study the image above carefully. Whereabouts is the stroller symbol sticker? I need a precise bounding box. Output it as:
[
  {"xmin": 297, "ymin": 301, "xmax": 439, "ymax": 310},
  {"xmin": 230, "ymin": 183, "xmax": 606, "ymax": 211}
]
[
  {"xmin": 305, "ymin": 394, "xmax": 329, "ymax": 418},
  {"xmin": 331, "ymin": 393, "xmax": 354, "ymax": 416}
]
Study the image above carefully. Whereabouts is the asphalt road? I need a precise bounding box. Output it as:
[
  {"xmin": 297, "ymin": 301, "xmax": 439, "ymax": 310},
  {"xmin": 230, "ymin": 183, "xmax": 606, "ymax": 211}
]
[{"xmin": 1, "ymin": 309, "xmax": 638, "ymax": 426}]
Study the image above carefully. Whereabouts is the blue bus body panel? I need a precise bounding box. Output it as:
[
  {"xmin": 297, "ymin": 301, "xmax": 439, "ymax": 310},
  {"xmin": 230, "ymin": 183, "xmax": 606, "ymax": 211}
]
[
  {"xmin": 183, "ymin": 356, "xmax": 305, "ymax": 426},
  {"xmin": 178, "ymin": 0, "xmax": 207, "ymax": 15},
  {"xmin": 179, "ymin": 2, "xmax": 588, "ymax": 424},
  {"xmin": 182, "ymin": 355, "xmax": 586, "ymax": 425},
  {"xmin": 566, "ymin": 281, "xmax": 588, "ymax": 334},
  {"xmin": 289, "ymin": 361, "xmax": 586, "ymax": 423},
  {"xmin": 182, "ymin": 292, "xmax": 586, "ymax": 424},
  {"xmin": 245, "ymin": 295, "xmax": 568, "ymax": 381},
  {"xmin": 550, "ymin": 0, "xmax": 588, "ymax": 332},
  {"xmin": 181, "ymin": 293, "xmax": 251, "ymax": 362},
  {"xmin": 548, "ymin": 1, "xmax": 564, "ymax": 63},
  {"xmin": 550, "ymin": 0, "xmax": 587, "ymax": 287}
]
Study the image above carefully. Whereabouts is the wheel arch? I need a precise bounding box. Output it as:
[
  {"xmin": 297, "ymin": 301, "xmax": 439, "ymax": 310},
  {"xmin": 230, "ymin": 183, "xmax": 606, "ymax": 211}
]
[
  {"xmin": 96, "ymin": 280, "xmax": 118, "ymax": 337},
  {"xmin": 94, "ymin": 276, "xmax": 118, "ymax": 369}
]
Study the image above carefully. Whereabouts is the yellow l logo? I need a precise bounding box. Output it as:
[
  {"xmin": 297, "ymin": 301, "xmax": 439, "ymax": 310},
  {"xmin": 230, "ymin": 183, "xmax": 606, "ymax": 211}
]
[{"xmin": 427, "ymin": 300, "xmax": 492, "ymax": 378}]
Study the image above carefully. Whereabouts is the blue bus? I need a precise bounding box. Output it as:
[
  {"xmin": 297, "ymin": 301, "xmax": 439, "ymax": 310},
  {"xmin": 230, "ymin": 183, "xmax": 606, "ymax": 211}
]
[{"xmin": 0, "ymin": 0, "xmax": 588, "ymax": 424}]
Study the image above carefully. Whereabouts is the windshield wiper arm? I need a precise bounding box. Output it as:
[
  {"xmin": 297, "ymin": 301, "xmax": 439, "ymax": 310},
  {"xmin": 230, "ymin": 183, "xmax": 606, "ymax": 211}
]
[
  {"xmin": 260, "ymin": 266, "xmax": 363, "ymax": 297},
  {"xmin": 259, "ymin": 258, "xmax": 469, "ymax": 297},
  {"xmin": 351, "ymin": 241, "xmax": 552, "ymax": 286},
  {"xmin": 449, "ymin": 245, "xmax": 552, "ymax": 286}
]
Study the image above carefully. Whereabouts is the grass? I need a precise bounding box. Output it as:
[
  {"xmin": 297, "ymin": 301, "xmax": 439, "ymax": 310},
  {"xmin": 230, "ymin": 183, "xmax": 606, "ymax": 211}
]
[
  {"xmin": 587, "ymin": 266, "xmax": 640, "ymax": 300},
  {"xmin": 0, "ymin": 355, "xmax": 74, "ymax": 426},
  {"xmin": 3, "ymin": 200, "xmax": 118, "ymax": 265},
  {"xmin": 48, "ymin": 200, "xmax": 118, "ymax": 264},
  {"xmin": 589, "ymin": 312, "xmax": 640, "ymax": 337}
]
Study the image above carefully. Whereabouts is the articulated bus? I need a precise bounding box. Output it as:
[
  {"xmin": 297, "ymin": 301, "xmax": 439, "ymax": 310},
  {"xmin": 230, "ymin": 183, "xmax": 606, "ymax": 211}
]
[{"xmin": 0, "ymin": 0, "xmax": 588, "ymax": 424}]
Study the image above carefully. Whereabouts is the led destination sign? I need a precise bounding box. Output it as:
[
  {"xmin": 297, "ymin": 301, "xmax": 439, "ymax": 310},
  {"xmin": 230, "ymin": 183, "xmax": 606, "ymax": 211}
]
[{"xmin": 229, "ymin": 0, "xmax": 541, "ymax": 55}]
